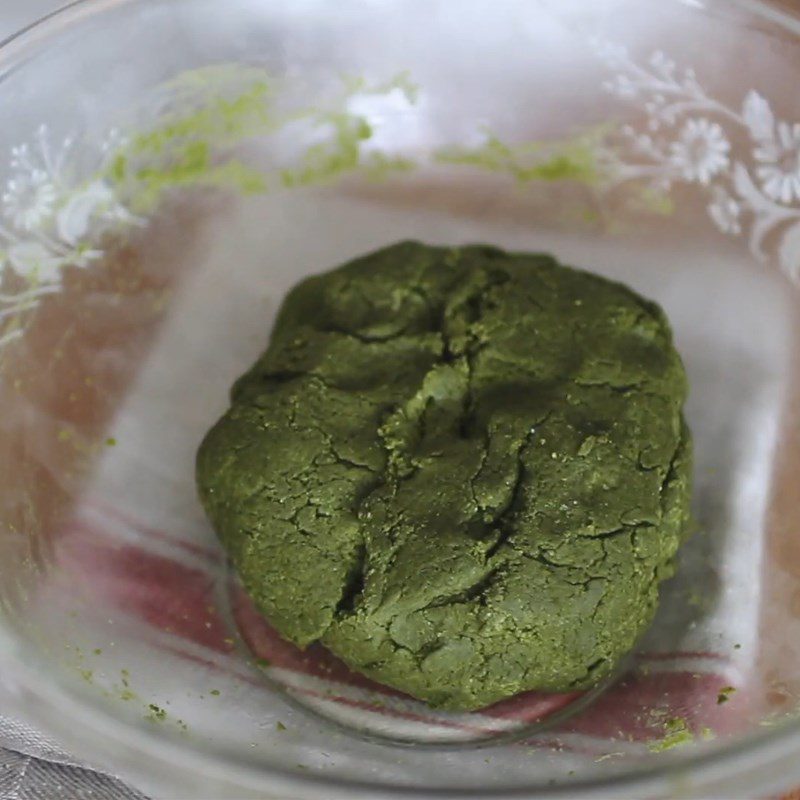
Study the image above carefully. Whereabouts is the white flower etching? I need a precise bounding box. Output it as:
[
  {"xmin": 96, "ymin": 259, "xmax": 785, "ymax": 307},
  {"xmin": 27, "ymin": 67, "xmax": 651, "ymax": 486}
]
[
  {"xmin": 669, "ymin": 118, "xmax": 730, "ymax": 184},
  {"xmin": 2, "ymin": 169, "xmax": 57, "ymax": 231},
  {"xmin": 707, "ymin": 187, "xmax": 741, "ymax": 235},
  {"xmin": 0, "ymin": 123, "xmax": 136, "ymax": 350},
  {"xmin": 593, "ymin": 38, "xmax": 800, "ymax": 283},
  {"xmin": 754, "ymin": 121, "xmax": 800, "ymax": 203},
  {"xmin": 742, "ymin": 90, "xmax": 774, "ymax": 143},
  {"xmin": 7, "ymin": 241, "xmax": 67, "ymax": 284},
  {"xmin": 0, "ymin": 67, "xmax": 423, "ymax": 354},
  {"xmin": 56, "ymin": 180, "xmax": 132, "ymax": 246},
  {"xmin": 2, "ymin": 128, "xmax": 133, "ymax": 265}
]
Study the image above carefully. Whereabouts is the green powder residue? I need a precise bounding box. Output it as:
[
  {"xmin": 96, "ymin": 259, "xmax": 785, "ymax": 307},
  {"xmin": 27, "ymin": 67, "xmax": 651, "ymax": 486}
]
[
  {"xmin": 127, "ymin": 80, "xmax": 274, "ymax": 158},
  {"xmin": 105, "ymin": 67, "xmax": 420, "ymax": 215},
  {"xmin": 717, "ymin": 685, "xmax": 736, "ymax": 705},
  {"xmin": 281, "ymin": 115, "xmax": 373, "ymax": 188},
  {"xmin": 126, "ymin": 144, "xmax": 266, "ymax": 213},
  {"xmin": 147, "ymin": 704, "xmax": 167, "ymax": 723},
  {"xmin": 433, "ymin": 124, "xmax": 677, "ymax": 231},
  {"xmin": 648, "ymin": 717, "xmax": 695, "ymax": 753},
  {"xmin": 209, "ymin": 689, "xmax": 220, "ymax": 696},
  {"xmin": 108, "ymin": 69, "xmax": 275, "ymax": 206},
  {"xmin": 115, "ymin": 668, "xmax": 138, "ymax": 702},
  {"xmin": 434, "ymin": 127, "xmax": 609, "ymax": 186},
  {"xmin": 280, "ymin": 73, "xmax": 419, "ymax": 188}
]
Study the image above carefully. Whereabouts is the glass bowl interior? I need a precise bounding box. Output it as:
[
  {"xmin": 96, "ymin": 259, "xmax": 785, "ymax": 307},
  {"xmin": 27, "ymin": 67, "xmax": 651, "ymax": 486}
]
[{"xmin": 2, "ymin": 0, "xmax": 800, "ymax": 797}]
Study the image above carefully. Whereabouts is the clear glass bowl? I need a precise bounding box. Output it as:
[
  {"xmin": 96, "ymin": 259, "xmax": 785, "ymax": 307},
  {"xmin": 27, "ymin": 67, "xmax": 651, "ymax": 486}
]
[{"xmin": 2, "ymin": 0, "xmax": 800, "ymax": 796}]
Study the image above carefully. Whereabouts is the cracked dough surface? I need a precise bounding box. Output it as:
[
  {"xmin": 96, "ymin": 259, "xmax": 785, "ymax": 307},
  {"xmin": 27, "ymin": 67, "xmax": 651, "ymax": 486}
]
[{"xmin": 196, "ymin": 241, "xmax": 692, "ymax": 710}]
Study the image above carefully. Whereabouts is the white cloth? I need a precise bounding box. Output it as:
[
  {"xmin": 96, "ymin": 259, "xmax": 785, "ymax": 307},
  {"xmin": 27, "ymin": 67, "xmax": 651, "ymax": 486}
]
[{"xmin": 0, "ymin": 715, "xmax": 146, "ymax": 800}]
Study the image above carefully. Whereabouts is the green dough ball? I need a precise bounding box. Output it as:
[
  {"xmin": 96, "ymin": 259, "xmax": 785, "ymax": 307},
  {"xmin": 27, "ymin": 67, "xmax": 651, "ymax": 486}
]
[{"xmin": 197, "ymin": 241, "xmax": 692, "ymax": 711}]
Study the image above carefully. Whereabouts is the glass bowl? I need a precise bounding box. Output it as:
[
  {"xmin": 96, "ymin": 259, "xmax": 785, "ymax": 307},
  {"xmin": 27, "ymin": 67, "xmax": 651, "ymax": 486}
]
[{"xmin": 2, "ymin": 0, "xmax": 800, "ymax": 796}]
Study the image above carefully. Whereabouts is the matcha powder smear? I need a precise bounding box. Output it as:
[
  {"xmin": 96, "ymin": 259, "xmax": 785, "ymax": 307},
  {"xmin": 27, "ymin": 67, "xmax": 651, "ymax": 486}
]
[{"xmin": 197, "ymin": 241, "xmax": 692, "ymax": 711}]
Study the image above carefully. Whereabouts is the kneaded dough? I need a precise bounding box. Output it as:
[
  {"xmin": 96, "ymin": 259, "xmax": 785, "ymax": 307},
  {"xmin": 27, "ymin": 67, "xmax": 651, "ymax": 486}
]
[{"xmin": 197, "ymin": 241, "xmax": 692, "ymax": 710}]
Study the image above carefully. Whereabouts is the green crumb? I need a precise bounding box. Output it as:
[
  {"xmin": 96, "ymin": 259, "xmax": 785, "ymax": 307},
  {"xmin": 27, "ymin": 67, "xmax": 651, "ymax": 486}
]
[
  {"xmin": 701, "ymin": 727, "xmax": 714, "ymax": 741},
  {"xmin": 717, "ymin": 686, "xmax": 736, "ymax": 705},
  {"xmin": 105, "ymin": 437, "xmax": 117, "ymax": 447},
  {"xmin": 197, "ymin": 240, "xmax": 692, "ymax": 711},
  {"xmin": 276, "ymin": 721, "xmax": 287, "ymax": 732},
  {"xmin": 734, "ymin": 643, "xmax": 741, "ymax": 649},
  {"xmin": 177, "ymin": 719, "xmax": 188, "ymax": 732},
  {"xmin": 93, "ymin": 648, "xmax": 102, "ymax": 655},
  {"xmin": 209, "ymin": 689, "xmax": 220, "ymax": 696},
  {"xmin": 648, "ymin": 717, "xmax": 694, "ymax": 753},
  {"xmin": 147, "ymin": 704, "xmax": 167, "ymax": 722},
  {"xmin": 79, "ymin": 669, "xmax": 93, "ymax": 683},
  {"xmin": 120, "ymin": 689, "xmax": 137, "ymax": 702},
  {"xmin": 254, "ymin": 657, "xmax": 271, "ymax": 669}
]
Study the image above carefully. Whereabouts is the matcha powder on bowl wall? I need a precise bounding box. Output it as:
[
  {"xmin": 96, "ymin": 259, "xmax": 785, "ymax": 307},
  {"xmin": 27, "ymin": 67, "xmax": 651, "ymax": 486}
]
[{"xmin": 196, "ymin": 240, "xmax": 692, "ymax": 712}]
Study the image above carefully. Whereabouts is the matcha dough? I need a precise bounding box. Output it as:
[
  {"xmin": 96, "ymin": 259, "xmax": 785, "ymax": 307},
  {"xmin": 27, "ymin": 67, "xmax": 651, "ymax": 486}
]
[{"xmin": 197, "ymin": 241, "xmax": 692, "ymax": 711}]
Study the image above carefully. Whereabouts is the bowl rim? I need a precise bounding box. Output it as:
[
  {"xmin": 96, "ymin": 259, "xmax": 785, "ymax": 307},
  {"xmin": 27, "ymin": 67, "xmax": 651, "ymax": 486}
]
[{"xmin": 1, "ymin": 0, "xmax": 800, "ymax": 797}]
